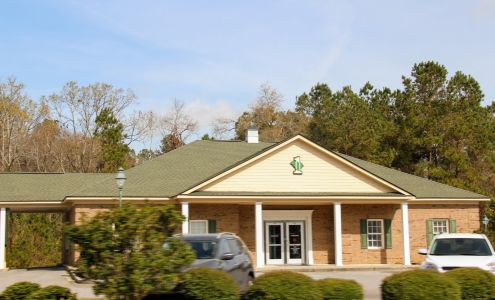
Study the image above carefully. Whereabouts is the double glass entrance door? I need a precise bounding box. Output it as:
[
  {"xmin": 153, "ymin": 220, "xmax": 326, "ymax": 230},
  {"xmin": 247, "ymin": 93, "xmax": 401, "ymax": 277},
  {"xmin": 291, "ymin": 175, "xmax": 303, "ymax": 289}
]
[{"xmin": 265, "ymin": 221, "xmax": 305, "ymax": 265}]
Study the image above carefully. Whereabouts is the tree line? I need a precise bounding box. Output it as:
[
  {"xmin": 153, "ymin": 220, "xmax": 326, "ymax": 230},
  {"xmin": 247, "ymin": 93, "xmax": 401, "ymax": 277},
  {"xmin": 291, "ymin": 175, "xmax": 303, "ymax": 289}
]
[
  {"xmin": 0, "ymin": 79, "xmax": 198, "ymax": 172},
  {"xmin": 2, "ymin": 61, "xmax": 494, "ymax": 208},
  {"xmin": 221, "ymin": 61, "xmax": 495, "ymax": 226}
]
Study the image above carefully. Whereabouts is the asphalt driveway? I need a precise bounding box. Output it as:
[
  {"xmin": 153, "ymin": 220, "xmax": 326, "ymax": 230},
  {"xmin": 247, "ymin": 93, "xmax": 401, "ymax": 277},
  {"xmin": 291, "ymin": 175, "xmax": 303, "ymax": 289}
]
[
  {"xmin": 0, "ymin": 268, "xmax": 101, "ymax": 299},
  {"xmin": 0, "ymin": 268, "xmax": 394, "ymax": 299}
]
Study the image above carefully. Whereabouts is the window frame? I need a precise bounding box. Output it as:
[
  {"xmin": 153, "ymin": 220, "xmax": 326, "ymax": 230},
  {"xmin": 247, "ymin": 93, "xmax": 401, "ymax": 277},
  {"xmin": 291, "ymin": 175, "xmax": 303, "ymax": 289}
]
[
  {"xmin": 367, "ymin": 219, "xmax": 384, "ymax": 249},
  {"xmin": 432, "ymin": 219, "xmax": 449, "ymax": 235},
  {"xmin": 189, "ymin": 220, "xmax": 209, "ymax": 234}
]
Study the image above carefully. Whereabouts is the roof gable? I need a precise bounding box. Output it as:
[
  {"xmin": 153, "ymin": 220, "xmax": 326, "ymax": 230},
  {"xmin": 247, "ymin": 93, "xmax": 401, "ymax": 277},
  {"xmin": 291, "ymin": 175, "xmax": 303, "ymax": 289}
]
[{"xmin": 198, "ymin": 137, "xmax": 398, "ymax": 194}]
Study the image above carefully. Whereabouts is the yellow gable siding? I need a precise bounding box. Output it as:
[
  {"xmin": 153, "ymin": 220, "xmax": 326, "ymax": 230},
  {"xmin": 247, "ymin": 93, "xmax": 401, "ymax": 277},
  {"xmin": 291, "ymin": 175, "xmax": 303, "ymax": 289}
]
[{"xmin": 202, "ymin": 140, "xmax": 394, "ymax": 193}]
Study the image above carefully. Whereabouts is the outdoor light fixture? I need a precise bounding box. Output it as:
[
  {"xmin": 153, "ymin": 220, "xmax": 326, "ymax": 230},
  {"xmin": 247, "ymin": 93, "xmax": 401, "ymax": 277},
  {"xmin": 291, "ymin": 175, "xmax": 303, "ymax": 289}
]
[
  {"xmin": 115, "ymin": 167, "xmax": 126, "ymax": 208},
  {"xmin": 483, "ymin": 215, "xmax": 490, "ymax": 232}
]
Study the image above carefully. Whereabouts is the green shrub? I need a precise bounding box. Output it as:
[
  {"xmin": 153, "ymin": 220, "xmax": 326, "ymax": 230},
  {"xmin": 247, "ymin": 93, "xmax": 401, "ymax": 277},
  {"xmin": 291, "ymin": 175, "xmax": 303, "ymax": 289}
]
[
  {"xmin": 27, "ymin": 285, "xmax": 76, "ymax": 300},
  {"xmin": 1, "ymin": 282, "xmax": 41, "ymax": 300},
  {"xmin": 7, "ymin": 212, "xmax": 64, "ymax": 268},
  {"xmin": 317, "ymin": 278, "xmax": 363, "ymax": 300},
  {"xmin": 176, "ymin": 267, "xmax": 239, "ymax": 300},
  {"xmin": 243, "ymin": 271, "xmax": 321, "ymax": 300},
  {"xmin": 381, "ymin": 269, "xmax": 461, "ymax": 300},
  {"xmin": 446, "ymin": 267, "xmax": 495, "ymax": 300}
]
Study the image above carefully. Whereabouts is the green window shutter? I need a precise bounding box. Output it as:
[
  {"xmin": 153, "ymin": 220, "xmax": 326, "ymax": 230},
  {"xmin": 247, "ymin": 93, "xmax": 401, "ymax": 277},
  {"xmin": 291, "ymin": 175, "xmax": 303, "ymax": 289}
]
[
  {"xmin": 426, "ymin": 219, "xmax": 434, "ymax": 248},
  {"xmin": 449, "ymin": 219, "xmax": 457, "ymax": 233},
  {"xmin": 208, "ymin": 220, "xmax": 217, "ymax": 233},
  {"xmin": 360, "ymin": 219, "xmax": 368, "ymax": 249},
  {"xmin": 384, "ymin": 219, "xmax": 392, "ymax": 249}
]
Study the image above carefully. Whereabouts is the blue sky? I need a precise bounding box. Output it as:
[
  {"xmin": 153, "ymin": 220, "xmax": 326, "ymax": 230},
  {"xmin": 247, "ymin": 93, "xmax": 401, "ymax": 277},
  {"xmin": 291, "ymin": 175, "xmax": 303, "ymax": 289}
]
[{"xmin": 1, "ymin": 0, "xmax": 494, "ymax": 143}]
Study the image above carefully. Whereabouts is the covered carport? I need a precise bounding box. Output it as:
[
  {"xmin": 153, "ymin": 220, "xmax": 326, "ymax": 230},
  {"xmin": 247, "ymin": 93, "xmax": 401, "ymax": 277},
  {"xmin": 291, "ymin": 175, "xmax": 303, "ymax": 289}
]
[{"xmin": 0, "ymin": 172, "xmax": 111, "ymax": 270}]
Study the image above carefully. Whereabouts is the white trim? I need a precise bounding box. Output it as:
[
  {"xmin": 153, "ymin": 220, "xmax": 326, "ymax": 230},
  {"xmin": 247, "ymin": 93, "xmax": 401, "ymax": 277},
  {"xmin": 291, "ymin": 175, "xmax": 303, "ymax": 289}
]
[
  {"xmin": 177, "ymin": 195, "xmax": 413, "ymax": 201},
  {"xmin": 182, "ymin": 135, "xmax": 410, "ymax": 195},
  {"xmin": 366, "ymin": 219, "xmax": 385, "ymax": 249},
  {"xmin": 0, "ymin": 208, "xmax": 6, "ymax": 270},
  {"xmin": 255, "ymin": 202, "xmax": 264, "ymax": 268},
  {"xmin": 401, "ymin": 203, "xmax": 411, "ymax": 265},
  {"xmin": 285, "ymin": 221, "xmax": 305, "ymax": 265},
  {"xmin": 265, "ymin": 222, "xmax": 285, "ymax": 265},
  {"xmin": 263, "ymin": 210, "xmax": 314, "ymax": 265},
  {"xmin": 189, "ymin": 220, "xmax": 208, "ymax": 234},
  {"xmin": 431, "ymin": 219, "xmax": 450, "ymax": 235},
  {"xmin": 334, "ymin": 203, "xmax": 343, "ymax": 266},
  {"xmin": 181, "ymin": 202, "xmax": 189, "ymax": 234}
]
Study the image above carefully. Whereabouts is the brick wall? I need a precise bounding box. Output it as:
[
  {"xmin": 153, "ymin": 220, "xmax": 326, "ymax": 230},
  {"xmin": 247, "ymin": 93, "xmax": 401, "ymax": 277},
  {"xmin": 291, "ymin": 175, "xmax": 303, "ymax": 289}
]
[
  {"xmin": 409, "ymin": 203, "xmax": 480, "ymax": 264},
  {"xmin": 67, "ymin": 202, "xmax": 481, "ymax": 266},
  {"xmin": 341, "ymin": 204, "xmax": 403, "ymax": 264}
]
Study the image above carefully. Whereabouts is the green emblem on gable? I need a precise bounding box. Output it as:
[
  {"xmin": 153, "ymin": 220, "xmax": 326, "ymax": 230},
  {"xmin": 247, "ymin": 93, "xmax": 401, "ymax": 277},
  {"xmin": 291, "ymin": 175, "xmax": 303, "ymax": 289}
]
[{"xmin": 290, "ymin": 156, "xmax": 304, "ymax": 175}]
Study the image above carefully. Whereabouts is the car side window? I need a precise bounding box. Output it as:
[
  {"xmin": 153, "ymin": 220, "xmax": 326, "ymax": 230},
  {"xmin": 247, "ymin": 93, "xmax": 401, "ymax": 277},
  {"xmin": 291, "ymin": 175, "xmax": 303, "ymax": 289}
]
[
  {"xmin": 235, "ymin": 239, "xmax": 244, "ymax": 254},
  {"xmin": 227, "ymin": 238, "xmax": 242, "ymax": 255},
  {"xmin": 218, "ymin": 239, "xmax": 232, "ymax": 255}
]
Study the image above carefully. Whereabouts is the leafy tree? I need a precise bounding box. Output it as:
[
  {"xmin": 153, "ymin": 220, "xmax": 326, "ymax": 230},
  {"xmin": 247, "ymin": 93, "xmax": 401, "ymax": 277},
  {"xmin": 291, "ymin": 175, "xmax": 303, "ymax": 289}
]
[
  {"xmin": 297, "ymin": 83, "xmax": 398, "ymax": 166},
  {"xmin": 66, "ymin": 204, "xmax": 195, "ymax": 300},
  {"xmin": 94, "ymin": 107, "xmax": 131, "ymax": 172},
  {"xmin": 201, "ymin": 133, "xmax": 214, "ymax": 140}
]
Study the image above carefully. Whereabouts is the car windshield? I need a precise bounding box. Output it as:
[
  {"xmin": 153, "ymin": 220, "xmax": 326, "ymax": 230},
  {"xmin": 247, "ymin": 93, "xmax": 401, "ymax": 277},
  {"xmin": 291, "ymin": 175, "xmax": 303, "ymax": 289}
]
[
  {"xmin": 186, "ymin": 240, "xmax": 217, "ymax": 259},
  {"xmin": 430, "ymin": 238, "xmax": 492, "ymax": 256}
]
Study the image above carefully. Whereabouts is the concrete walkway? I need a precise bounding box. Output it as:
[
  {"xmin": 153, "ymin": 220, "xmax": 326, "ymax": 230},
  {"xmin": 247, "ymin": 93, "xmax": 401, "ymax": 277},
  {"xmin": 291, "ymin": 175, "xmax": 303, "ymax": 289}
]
[{"xmin": 0, "ymin": 268, "xmax": 101, "ymax": 299}]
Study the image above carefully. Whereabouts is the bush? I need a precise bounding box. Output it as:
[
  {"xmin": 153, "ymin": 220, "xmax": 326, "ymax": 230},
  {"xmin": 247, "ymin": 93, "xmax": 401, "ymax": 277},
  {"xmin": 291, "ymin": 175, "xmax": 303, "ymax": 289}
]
[
  {"xmin": 27, "ymin": 285, "xmax": 76, "ymax": 300},
  {"xmin": 317, "ymin": 278, "xmax": 363, "ymax": 300},
  {"xmin": 381, "ymin": 269, "xmax": 461, "ymax": 300},
  {"xmin": 1, "ymin": 282, "xmax": 41, "ymax": 300},
  {"xmin": 176, "ymin": 267, "xmax": 240, "ymax": 300},
  {"xmin": 446, "ymin": 267, "xmax": 495, "ymax": 300},
  {"xmin": 243, "ymin": 271, "xmax": 321, "ymax": 300}
]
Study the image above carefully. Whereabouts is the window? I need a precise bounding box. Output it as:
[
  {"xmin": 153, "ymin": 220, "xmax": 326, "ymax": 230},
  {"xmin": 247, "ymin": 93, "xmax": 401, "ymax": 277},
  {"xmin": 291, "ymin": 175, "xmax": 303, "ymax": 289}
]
[
  {"xmin": 227, "ymin": 238, "xmax": 242, "ymax": 255},
  {"xmin": 189, "ymin": 220, "xmax": 208, "ymax": 234},
  {"xmin": 432, "ymin": 219, "xmax": 449, "ymax": 235},
  {"xmin": 367, "ymin": 219, "xmax": 384, "ymax": 249}
]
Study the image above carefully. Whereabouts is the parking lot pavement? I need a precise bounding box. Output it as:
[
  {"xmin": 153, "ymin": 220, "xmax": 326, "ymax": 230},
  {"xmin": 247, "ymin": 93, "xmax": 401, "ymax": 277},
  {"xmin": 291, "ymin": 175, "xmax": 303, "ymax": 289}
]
[
  {"xmin": 1, "ymin": 268, "xmax": 394, "ymax": 300},
  {"xmin": 0, "ymin": 268, "xmax": 101, "ymax": 299},
  {"xmin": 304, "ymin": 270, "xmax": 395, "ymax": 300}
]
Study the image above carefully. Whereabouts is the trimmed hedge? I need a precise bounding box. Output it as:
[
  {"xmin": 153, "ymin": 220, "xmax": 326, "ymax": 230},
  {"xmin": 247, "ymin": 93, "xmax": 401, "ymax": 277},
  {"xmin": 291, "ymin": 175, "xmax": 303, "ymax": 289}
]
[
  {"xmin": 176, "ymin": 267, "xmax": 240, "ymax": 300},
  {"xmin": 446, "ymin": 267, "xmax": 495, "ymax": 300},
  {"xmin": 243, "ymin": 271, "xmax": 321, "ymax": 300},
  {"xmin": 317, "ymin": 278, "xmax": 363, "ymax": 300},
  {"xmin": 381, "ymin": 269, "xmax": 461, "ymax": 300},
  {"xmin": 27, "ymin": 285, "xmax": 76, "ymax": 300},
  {"xmin": 0, "ymin": 282, "xmax": 41, "ymax": 300},
  {"xmin": 27, "ymin": 285, "xmax": 75, "ymax": 300}
]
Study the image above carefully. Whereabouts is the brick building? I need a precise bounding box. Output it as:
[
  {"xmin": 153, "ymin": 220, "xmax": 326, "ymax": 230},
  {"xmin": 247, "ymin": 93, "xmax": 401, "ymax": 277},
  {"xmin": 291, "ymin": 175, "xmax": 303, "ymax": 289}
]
[{"xmin": 0, "ymin": 132, "xmax": 489, "ymax": 269}]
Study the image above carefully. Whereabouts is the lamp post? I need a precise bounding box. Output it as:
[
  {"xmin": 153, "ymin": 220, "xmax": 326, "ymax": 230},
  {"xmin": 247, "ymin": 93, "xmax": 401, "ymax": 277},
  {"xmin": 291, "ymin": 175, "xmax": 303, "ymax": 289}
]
[
  {"xmin": 482, "ymin": 215, "xmax": 490, "ymax": 233},
  {"xmin": 115, "ymin": 167, "xmax": 126, "ymax": 208}
]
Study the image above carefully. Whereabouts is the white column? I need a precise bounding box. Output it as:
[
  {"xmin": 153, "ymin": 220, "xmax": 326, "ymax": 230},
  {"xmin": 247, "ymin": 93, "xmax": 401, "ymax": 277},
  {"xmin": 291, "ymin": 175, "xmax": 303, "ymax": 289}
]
[
  {"xmin": 0, "ymin": 208, "xmax": 6, "ymax": 270},
  {"xmin": 181, "ymin": 202, "xmax": 189, "ymax": 234},
  {"xmin": 401, "ymin": 202, "xmax": 411, "ymax": 266},
  {"xmin": 334, "ymin": 202, "xmax": 343, "ymax": 266},
  {"xmin": 255, "ymin": 202, "xmax": 264, "ymax": 268}
]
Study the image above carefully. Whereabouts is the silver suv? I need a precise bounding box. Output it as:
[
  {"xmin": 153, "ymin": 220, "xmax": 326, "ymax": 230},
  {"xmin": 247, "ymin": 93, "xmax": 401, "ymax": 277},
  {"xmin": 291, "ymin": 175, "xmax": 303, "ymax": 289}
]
[{"xmin": 181, "ymin": 232, "xmax": 255, "ymax": 291}]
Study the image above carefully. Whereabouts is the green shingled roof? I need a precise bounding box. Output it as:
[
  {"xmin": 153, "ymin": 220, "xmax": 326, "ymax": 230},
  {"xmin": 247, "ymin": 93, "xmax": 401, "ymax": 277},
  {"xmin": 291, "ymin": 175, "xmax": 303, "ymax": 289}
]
[
  {"xmin": 0, "ymin": 173, "xmax": 112, "ymax": 202},
  {"xmin": 335, "ymin": 153, "xmax": 487, "ymax": 199},
  {"xmin": 0, "ymin": 136, "xmax": 489, "ymax": 202},
  {"xmin": 72, "ymin": 140, "xmax": 275, "ymax": 198}
]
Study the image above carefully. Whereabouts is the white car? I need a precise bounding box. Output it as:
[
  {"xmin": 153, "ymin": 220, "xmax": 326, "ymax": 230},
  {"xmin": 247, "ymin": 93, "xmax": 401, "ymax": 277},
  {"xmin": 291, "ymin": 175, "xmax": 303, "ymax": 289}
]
[{"xmin": 419, "ymin": 233, "xmax": 495, "ymax": 273}]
